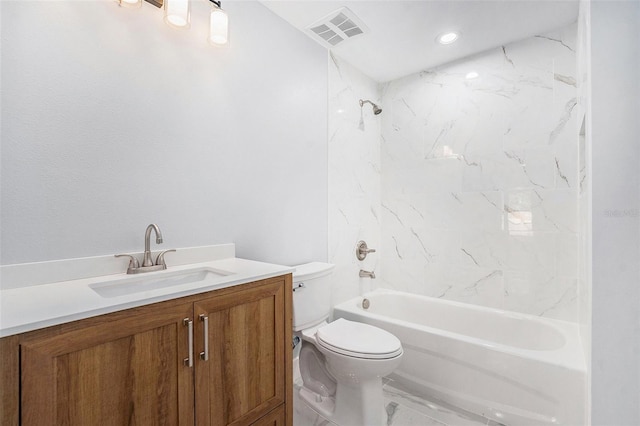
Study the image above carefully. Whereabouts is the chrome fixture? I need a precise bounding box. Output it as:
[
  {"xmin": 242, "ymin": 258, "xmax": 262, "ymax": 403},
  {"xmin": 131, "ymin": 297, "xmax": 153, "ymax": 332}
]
[
  {"xmin": 362, "ymin": 298, "xmax": 370, "ymax": 309},
  {"xmin": 114, "ymin": 254, "xmax": 141, "ymax": 274},
  {"xmin": 199, "ymin": 314, "xmax": 210, "ymax": 361},
  {"xmin": 292, "ymin": 335, "xmax": 301, "ymax": 349},
  {"xmin": 356, "ymin": 240, "xmax": 376, "ymax": 260},
  {"xmin": 183, "ymin": 318, "xmax": 194, "ymax": 367},
  {"xmin": 359, "ymin": 269, "xmax": 376, "ymax": 279},
  {"xmin": 115, "ymin": 224, "xmax": 175, "ymax": 274},
  {"xmin": 155, "ymin": 249, "xmax": 176, "ymax": 268},
  {"xmin": 143, "ymin": 223, "xmax": 163, "ymax": 267},
  {"xmin": 118, "ymin": 0, "xmax": 229, "ymax": 47},
  {"xmin": 359, "ymin": 99, "xmax": 382, "ymax": 115}
]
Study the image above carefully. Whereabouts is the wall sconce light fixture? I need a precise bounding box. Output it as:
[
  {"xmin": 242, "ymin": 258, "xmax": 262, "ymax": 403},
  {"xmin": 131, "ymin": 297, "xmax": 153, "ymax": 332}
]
[
  {"xmin": 118, "ymin": 0, "xmax": 142, "ymax": 8},
  {"xmin": 164, "ymin": 0, "xmax": 191, "ymax": 29},
  {"xmin": 119, "ymin": 0, "xmax": 229, "ymax": 46},
  {"xmin": 208, "ymin": 1, "xmax": 229, "ymax": 46}
]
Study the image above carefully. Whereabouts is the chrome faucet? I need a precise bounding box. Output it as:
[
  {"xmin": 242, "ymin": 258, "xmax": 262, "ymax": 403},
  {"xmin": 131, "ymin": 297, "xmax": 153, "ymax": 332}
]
[
  {"xmin": 115, "ymin": 224, "xmax": 175, "ymax": 274},
  {"xmin": 143, "ymin": 224, "xmax": 163, "ymax": 267},
  {"xmin": 359, "ymin": 269, "xmax": 376, "ymax": 279}
]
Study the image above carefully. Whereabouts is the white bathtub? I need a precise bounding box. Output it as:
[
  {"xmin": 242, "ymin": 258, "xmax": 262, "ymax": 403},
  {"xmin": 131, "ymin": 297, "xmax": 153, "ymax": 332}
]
[{"xmin": 332, "ymin": 289, "xmax": 586, "ymax": 426}]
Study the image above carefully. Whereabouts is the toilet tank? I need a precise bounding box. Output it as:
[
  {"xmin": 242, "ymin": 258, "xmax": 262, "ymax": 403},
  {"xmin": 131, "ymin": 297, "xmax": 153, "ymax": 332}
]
[{"xmin": 292, "ymin": 262, "xmax": 335, "ymax": 331}]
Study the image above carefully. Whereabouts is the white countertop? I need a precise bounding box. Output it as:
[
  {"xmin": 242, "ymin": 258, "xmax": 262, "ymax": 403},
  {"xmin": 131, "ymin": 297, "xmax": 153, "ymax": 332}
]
[{"xmin": 0, "ymin": 246, "xmax": 294, "ymax": 338}]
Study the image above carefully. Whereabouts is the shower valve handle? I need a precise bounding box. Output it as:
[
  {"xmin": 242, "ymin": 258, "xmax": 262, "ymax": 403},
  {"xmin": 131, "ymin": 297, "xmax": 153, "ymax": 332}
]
[{"xmin": 356, "ymin": 240, "xmax": 376, "ymax": 261}]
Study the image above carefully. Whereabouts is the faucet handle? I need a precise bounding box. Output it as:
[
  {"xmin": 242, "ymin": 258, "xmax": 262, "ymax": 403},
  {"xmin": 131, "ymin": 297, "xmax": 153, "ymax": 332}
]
[
  {"xmin": 115, "ymin": 254, "xmax": 140, "ymax": 272},
  {"xmin": 356, "ymin": 240, "xmax": 376, "ymax": 260},
  {"xmin": 155, "ymin": 249, "xmax": 176, "ymax": 268}
]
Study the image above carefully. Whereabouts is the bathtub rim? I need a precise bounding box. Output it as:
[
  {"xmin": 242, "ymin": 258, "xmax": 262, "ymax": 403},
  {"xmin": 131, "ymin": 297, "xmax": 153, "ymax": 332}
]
[{"xmin": 332, "ymin": 288, "xmax": 586, "ymax": 373}]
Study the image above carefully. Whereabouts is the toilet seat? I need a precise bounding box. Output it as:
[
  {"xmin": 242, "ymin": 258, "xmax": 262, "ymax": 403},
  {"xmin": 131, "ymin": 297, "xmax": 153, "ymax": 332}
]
[{"xmin": 316, "ymin": 318, "xmax": 403, "ymax": 359}]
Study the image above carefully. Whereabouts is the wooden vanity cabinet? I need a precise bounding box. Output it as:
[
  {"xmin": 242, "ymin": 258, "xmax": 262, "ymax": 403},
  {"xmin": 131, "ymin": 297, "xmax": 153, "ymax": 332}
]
[
  {"xmin": 0, "ymin": 274, "xmax": 293, "ymax": 426},
  {"xmin": 194, "ymin": 280, "xmax": 287, "ymax": 426},
  {"xmin": 20, "ymin": 300, "xmax": 195, "ymax": 426}
]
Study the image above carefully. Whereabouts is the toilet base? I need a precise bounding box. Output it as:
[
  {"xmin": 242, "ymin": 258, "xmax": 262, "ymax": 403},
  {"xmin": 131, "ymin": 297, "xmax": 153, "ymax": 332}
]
[
  {"xmin": 298, "ymin": 379, "xmax": 387, "ymax": 426},
  {"xmin": 299, "ymin": 386, "xmax": 335, "ymax": 419}
]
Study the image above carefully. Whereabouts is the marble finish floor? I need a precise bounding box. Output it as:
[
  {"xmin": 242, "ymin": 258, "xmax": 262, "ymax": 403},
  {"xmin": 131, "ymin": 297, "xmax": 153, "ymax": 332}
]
[{"xmin": 294, "ymin": 376, "xmax": 505, "ymax": 426}]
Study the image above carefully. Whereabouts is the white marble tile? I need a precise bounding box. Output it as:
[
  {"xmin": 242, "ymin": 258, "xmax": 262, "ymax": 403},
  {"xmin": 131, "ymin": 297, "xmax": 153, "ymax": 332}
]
[
  {"xmin": 504, "ymin": 233, "xmax": 556, "ymax": 273},
  {"xmin": 501, "ymin": 148, "xmax": 557, "ymax": 190},
  {"xmin": 378, "ymin": 25, "xmax": 577, "ymax": 320},
  {"xmin": 382, "ymin": 158, "xmax": 462, "ymax": 196},
  {"xmin": 460, "ymin": 151, "xmax": 505, "ymax": 192},
  {"xmin": 503, "ymin": 270, "xmax": 577, "ymax": 320},
  {"xmin": 553, "ymin": 120, "xmax": 579, "ymax": 191},
  {"xmin": 456, "ymin": 230, "xmax": 509, "ymax": 269},
  {"xmin": 381, "ymin": 256, "xmax": 430, "ymax": 295},
  {"xmin": 502, "ymin": 84, "xmax": 555, "ymax": 148},
  {"xmin": 385, "ymin": 401, "xmax": 447, "ymax": 426},
  {"xmin": 383, "ymin": 381, "xmax": 492, "ymax": 426},
  {"xmin": 328, "ymin": 53, "xmax": 381, "ymax": 307},
  {"xmin": 453, "ymin": 191, "xmax": 505, "ymax": 231},
  {"xmin": 420, "ymin": 193, "xmax": 464, "ymax": 230},
  {"xmin": 505, "ymin": 189, "xmax": 578, "ymax": 233},
  {"xmin": 293, "ymin": 385, "xmax": 339, "ymax": 426},
  {"xmin": 441, "ymin": 265, "xmax": 505, "ymax": 309}
]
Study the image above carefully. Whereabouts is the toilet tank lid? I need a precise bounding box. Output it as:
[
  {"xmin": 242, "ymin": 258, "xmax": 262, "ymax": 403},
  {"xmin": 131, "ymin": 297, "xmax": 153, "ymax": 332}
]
[{"xmin": 292, "ymin": 262, "xmax": 335, "ymax": 281}]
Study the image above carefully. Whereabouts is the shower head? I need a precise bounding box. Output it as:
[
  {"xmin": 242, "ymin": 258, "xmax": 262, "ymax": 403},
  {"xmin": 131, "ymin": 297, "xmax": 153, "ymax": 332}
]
[{"xmin": 359, "ymin": 99, "xmax": 382, "ymax": 115}]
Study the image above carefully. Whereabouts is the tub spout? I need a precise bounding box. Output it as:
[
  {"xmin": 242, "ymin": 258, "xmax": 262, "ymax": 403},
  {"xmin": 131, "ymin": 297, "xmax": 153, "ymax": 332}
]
[{"xmin": 359, "ymin": 269, "xmax": 376, "ymax": 279}]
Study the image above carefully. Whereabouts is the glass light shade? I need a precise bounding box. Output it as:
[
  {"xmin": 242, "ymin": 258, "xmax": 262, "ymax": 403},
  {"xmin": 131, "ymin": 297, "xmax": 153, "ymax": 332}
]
[
  {"xmin": 164, "ymin": 0, "xmax": 190, "ymax": 29},
  {"xmin": 209, "ymin": 6, "xmax": 229, "ymax": 45},
  {"xmin": 118, "ymin": 0, "xmax": 142, "ymax": 8}
]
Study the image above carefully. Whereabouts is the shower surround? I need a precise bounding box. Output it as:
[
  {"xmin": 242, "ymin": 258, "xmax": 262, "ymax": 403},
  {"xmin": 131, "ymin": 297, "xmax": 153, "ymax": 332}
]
[
  {"xmin": 328, "ymin": 52, "xmax": 382, "ymax": 308},
  {"xmin": 379, "ymin": 25, "xmax": 578, "ymax": 322},
  {"xmin": 328, "ymin": 24, "xmax": 579, "ymax": 322}
]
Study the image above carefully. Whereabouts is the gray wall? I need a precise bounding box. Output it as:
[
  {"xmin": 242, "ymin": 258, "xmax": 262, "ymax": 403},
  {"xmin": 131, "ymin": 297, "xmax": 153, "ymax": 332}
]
[
  {"xmin": 590, "ymin": 0, "xmax": 640, "ymax": 424},
  {"xmin": 1, "ymin": 1, "xmax": 328, "ymax": 266}
]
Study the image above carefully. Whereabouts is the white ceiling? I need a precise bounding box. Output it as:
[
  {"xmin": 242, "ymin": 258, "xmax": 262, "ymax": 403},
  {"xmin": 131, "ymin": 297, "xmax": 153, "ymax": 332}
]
[{"xmin": 260, "ymin": 0, "xmax": 579, "ymax": 82}]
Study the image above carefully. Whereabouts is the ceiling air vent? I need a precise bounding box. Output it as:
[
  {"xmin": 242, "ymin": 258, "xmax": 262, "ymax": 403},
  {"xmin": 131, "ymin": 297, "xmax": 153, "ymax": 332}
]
[{"xmin": 306, "ymin": 7, "xmax": 369, "ymax": 49}]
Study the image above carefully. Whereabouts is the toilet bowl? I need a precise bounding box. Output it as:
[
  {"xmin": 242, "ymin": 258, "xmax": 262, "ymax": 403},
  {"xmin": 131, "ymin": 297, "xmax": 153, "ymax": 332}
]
[{"xmin": 293, "ymin": 262, "xmax": 403, "ymax": 426}]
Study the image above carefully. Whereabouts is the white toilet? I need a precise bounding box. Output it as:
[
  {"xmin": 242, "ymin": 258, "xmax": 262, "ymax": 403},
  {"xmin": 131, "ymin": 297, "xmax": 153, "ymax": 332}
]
[{"xmin": 293, "ymin": 262, "xmax": 403, "ymax": 426}]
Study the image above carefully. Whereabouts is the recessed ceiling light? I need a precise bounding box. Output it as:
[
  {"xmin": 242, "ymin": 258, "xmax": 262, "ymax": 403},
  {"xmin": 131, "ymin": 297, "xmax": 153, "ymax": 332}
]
[
  {"xmin": 437, "ymin": 31, "xmax": 459, "ymax": 45},
  {"xmin": 465, "ymin": 71, "xmax": 479, "ymax": 79}
]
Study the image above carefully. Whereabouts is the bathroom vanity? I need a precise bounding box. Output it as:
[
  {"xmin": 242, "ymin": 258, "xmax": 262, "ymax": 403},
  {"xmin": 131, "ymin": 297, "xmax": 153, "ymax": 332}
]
[{"xmin": 0, "ymin": 245, "xmax": 293, "ymax": 426}]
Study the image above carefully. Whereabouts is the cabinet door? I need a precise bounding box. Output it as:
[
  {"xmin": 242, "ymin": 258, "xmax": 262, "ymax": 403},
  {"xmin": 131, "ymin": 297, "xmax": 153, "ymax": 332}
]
[
  {"xmin": 251, "ymin": 405, "xmax": 285, "ymax": 426},
  {"xmin": 20, "ymin": 300, "xmax": 195, "ymax": 426},
  {"xmin": 194, "ymin": 278, "xmax": 288, "ymax": 426}
]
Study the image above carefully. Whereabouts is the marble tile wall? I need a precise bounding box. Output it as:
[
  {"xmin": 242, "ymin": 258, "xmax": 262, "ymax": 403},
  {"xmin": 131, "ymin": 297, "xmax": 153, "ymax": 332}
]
[
  {"xmin": 379, "ymin": 25, "xmax": 579, "ymax": 321},
  {"xmin": 576, "ymin": 2, "xmax": 591, "ymax": 366},
  {"xmin": 328, "ymin": 52, "xmax": 382, "ymax": 308}
]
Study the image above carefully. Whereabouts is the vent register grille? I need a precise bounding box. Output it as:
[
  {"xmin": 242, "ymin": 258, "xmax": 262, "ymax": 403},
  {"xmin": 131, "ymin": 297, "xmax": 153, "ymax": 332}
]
[{"xmin": 306, "ymin": 8, "xmax": 368, "ymax": 48}]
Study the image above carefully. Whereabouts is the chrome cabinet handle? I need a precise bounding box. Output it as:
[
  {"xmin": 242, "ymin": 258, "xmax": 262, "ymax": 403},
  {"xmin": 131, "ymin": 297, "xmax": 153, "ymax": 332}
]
[
  {"xmin": 183, "ymin": 318, "xmax": 193, "ymax": 367},
  {"xmin": 199, "ymin": 314, "xmax": 209, "ymax": 361}
]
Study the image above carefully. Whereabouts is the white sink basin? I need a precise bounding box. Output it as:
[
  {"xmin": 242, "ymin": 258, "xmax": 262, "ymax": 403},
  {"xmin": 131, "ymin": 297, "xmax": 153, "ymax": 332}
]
[{"xmin": 90, "ymin": 267, "xmax": 234, "ymax": 298}]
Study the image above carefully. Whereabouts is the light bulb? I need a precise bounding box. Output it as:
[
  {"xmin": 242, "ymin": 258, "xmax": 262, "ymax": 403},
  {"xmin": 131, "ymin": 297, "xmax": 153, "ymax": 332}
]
[
  {"xmin": 209, "ymin": 5, "xmax": 229, "ymax": 45},
  {"xmin": 164, "ymin": 0, "xmax": 190, "ymax": 29}
]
